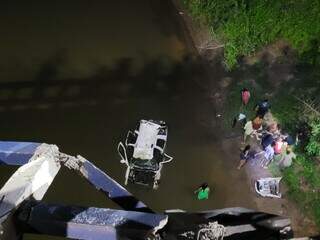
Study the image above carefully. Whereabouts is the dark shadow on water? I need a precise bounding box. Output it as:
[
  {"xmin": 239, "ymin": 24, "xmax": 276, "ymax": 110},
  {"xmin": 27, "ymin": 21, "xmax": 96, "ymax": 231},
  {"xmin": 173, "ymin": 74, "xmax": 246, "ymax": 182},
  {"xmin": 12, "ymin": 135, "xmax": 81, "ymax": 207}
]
[{"xmin": 0, "ymin": 54, "xmax": 214, "ymax": 113}]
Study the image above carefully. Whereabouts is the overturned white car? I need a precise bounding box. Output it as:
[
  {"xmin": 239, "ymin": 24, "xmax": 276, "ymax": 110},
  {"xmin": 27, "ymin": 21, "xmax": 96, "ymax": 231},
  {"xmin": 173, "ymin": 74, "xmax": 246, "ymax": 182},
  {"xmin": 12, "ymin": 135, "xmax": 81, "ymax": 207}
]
[
  {"xmin": 118, "ymin": 120, "xmax": 173, "ymax": 189},
  {"xmin": 255, "ymin": 177, "xmax": 282, "ymax": 198}
]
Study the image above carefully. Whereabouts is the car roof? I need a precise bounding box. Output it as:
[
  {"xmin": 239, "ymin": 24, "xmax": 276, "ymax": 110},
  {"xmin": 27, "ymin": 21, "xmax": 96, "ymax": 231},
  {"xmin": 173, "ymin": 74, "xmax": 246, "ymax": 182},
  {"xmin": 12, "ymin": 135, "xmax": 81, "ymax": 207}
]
[{"xmin": 133, "ymin": 120, "xmax": 163, "ymax": 160}]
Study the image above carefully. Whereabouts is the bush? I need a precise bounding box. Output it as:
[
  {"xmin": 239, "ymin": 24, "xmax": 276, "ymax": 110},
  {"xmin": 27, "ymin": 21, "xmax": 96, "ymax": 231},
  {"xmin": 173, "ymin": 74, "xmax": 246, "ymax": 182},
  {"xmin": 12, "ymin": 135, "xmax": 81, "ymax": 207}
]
[
  {"xmin": 183, "ymin": 0, "xmax": 320, "ymax": 69},
  {"xmin": 306, "ymin": 119, "xmax": 320, "ymax": 156}
]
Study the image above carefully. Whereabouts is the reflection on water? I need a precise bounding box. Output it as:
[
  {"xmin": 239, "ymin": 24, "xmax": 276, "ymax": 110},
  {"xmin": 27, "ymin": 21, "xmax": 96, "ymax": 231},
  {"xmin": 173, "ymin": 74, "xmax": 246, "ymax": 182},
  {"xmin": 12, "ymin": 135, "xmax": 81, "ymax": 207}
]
[
  {"xmin": 0, "ymin": 1, "xmax": 256, "ymax": 239},
  {"xmin": 0, "ymin": 0, "xmax": 186, "ymax": 82}
]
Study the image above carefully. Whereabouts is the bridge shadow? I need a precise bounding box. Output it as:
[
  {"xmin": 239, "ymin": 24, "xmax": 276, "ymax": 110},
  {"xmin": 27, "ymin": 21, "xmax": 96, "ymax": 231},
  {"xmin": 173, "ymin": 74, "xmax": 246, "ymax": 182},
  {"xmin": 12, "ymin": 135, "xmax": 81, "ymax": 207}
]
[{"xmin": 0, "ymin": 54, "xmax": 210, "ymax": 113}]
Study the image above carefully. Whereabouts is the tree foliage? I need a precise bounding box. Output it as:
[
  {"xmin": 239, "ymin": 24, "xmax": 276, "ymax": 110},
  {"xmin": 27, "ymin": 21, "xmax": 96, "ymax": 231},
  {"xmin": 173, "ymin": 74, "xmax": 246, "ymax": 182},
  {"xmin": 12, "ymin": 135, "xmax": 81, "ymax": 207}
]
[
  {"xmin": 306, "ymin": 119, "xmax": 320, "ymax": 157},
  {"xmin": 183, "ymin": 0, "xmax": 320, "ymax": 69}
]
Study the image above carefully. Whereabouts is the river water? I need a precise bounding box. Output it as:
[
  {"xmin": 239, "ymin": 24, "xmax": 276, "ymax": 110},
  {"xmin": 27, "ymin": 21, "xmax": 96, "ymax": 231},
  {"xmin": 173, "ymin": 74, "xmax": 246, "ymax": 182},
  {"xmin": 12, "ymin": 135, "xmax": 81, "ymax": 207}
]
[{"xmin": 0, "ymin": 1, "xmax": 256, "ymax": 239}]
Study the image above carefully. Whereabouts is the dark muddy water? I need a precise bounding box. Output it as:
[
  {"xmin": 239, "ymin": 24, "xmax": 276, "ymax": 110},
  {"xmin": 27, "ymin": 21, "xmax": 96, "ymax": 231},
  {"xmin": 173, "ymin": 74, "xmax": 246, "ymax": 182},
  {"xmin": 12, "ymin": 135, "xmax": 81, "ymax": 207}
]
[{"xmin": 0, "ymin": 1, "xmax": 256, "ymax": 239}]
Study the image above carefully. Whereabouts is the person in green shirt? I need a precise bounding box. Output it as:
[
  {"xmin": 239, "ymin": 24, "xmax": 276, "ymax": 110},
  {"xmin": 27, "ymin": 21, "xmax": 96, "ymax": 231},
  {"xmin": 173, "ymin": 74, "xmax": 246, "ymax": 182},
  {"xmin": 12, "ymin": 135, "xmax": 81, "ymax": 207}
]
[{"xmin": 194, "ymin": 183, "xmax": 210, "ymax": 200}]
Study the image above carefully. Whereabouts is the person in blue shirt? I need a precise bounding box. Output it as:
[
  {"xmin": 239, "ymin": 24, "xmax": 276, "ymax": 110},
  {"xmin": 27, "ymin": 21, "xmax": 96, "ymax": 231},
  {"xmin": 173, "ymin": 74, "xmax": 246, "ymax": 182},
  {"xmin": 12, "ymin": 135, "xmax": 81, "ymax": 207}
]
[{"xmin": 255, "ymin": 99, "xmax": 270, "ymax": 117}]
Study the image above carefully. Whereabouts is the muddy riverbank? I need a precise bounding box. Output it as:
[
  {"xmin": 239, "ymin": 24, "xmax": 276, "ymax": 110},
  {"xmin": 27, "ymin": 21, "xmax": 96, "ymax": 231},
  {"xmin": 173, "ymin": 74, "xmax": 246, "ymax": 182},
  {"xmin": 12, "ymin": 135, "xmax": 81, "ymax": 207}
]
[{"xmin": 172, "ymin": 0, "xmax": 319, "ymax": 236}]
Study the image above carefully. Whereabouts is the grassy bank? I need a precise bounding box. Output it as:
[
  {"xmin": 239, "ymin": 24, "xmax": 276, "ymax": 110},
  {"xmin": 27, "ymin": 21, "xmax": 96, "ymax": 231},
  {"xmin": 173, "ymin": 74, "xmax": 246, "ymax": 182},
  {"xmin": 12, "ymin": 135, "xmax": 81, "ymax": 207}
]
[
  {"xmin": 223, "ymin": 60, "xmax": 320, "ymax": 227},
  {"xmin": 181, "ymin": 0, "xmax": 320, "ymax": 229},
  {"xmin": 182, "ymin": 0, "xmax": 320, "ymax": 69}
]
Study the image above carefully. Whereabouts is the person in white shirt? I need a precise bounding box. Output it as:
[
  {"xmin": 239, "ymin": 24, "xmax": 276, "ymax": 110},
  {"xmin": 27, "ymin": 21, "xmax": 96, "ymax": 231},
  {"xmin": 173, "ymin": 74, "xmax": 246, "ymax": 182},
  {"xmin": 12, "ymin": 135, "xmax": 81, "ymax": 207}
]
[
  {"xmin": 278, "ymin": 147, "xmax": 296, "ymax": 169},
  {"xmin": 243, "ymin": 120, "xmax": 254, "ymax": 143}
]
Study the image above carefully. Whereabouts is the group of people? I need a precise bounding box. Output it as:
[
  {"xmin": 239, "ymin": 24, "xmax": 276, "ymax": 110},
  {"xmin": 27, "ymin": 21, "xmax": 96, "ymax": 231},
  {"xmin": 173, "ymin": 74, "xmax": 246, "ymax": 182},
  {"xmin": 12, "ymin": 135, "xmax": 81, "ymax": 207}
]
[
  {"xmin": 236, "ymin": 89, "xmax": 296, "ymax": 170},
  {"xmin": 194, "ymin": 88, "xmax": 296, "ymax": 201}
]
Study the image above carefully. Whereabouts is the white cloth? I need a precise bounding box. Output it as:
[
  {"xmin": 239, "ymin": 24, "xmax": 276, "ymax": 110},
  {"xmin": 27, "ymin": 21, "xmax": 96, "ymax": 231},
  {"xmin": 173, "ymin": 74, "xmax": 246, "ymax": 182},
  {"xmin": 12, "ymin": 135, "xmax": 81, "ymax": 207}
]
[
  {"xmin": 133, "ymin": 120, "xmax": 160, "ymax": 160},
  {"xmin": 238, "ymin": 113, "xmax": 246, "ymax": 121}
]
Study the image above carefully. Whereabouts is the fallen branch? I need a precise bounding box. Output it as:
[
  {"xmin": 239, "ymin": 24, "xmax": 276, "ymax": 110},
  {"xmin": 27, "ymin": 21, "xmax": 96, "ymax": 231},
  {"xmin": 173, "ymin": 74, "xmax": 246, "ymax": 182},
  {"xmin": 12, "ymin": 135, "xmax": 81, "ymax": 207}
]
[
  {"xmin": 198, "ymin": 44, "xmax": 225, "ymax": 50},
  {"xmin": 294, "ymin": 96, "xmax": 320, "ymax": 116}
]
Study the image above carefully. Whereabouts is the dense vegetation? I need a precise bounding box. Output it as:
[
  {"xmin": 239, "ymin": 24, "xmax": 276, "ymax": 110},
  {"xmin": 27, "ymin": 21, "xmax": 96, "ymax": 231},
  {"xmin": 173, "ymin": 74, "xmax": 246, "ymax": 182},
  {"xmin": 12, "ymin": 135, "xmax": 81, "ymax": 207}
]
[
  {"xmin": 182, "ymin": 0, "xmax": 320, "ymax": 229},
  {"xmin": 277, "ymin": 97, "xmax": 320, "ymax": 227},
  {"xmin": 275, "ymin": 90, "xmax": 320, "ymax": 226},
  {"xmin": 182, "ymin": 0, "xmax": 320, "ymax": 69}
]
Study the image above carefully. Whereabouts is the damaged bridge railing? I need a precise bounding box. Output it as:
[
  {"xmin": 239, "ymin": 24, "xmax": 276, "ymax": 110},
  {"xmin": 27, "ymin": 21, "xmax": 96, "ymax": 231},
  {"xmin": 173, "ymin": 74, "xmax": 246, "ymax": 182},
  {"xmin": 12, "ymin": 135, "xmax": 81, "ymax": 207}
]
[
  {"xmin": 0, "ymin": 141, "xmax": 164, "ymax": 240},
  {"xmin": 0, "ymin": 141, "xmax": 295, "ymax": 240}
]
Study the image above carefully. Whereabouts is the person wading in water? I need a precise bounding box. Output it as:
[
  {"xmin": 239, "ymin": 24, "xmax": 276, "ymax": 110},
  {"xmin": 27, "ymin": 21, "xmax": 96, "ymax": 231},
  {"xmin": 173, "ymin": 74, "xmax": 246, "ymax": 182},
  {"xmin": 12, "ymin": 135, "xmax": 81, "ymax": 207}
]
[{"xmin": 194, "ymin": 183, "xmax": 210, "ymax": 200}]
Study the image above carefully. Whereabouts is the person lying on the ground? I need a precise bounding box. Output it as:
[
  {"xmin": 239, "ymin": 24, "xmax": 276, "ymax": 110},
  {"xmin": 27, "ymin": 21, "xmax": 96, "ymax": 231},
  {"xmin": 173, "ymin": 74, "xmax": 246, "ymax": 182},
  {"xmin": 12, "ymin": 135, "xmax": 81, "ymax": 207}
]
[
  {"xmin": 194, "ymin": 183, "xmax": 210, "ymax": 200},
  {"xmin": 255, "ymin": 99, "xmax": 270, "ymax": 118},
  {"xmin": 237, "ymin": 145, "xmax": 251, "ymax": 169},
  {"xmin": 277, "ymin": 147, "xmax": 296, "ymax": 169}
]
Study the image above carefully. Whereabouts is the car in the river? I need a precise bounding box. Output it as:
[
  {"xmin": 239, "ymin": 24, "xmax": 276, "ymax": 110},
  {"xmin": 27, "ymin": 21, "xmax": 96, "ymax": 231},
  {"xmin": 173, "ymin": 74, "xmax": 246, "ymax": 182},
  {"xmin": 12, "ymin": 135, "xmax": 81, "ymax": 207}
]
[{"xmin": 117, "ymin": 119, "xmax": 173, "ymax": 189}]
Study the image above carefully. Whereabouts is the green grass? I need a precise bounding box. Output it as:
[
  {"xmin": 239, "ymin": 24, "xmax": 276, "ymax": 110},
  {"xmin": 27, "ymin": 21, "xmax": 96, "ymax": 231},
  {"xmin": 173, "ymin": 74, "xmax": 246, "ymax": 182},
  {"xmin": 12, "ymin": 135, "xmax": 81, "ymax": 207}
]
[
  {"xmin": 283, "ymin": 155, "xmax": 320, "ymax": 226},
  {"xmin": 182, "ymin": 0, "xmax": 320, "ymax": 69},
  {"xmin": 222, "ymin": 63, "xmax": 271, "ymax": 128}
]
